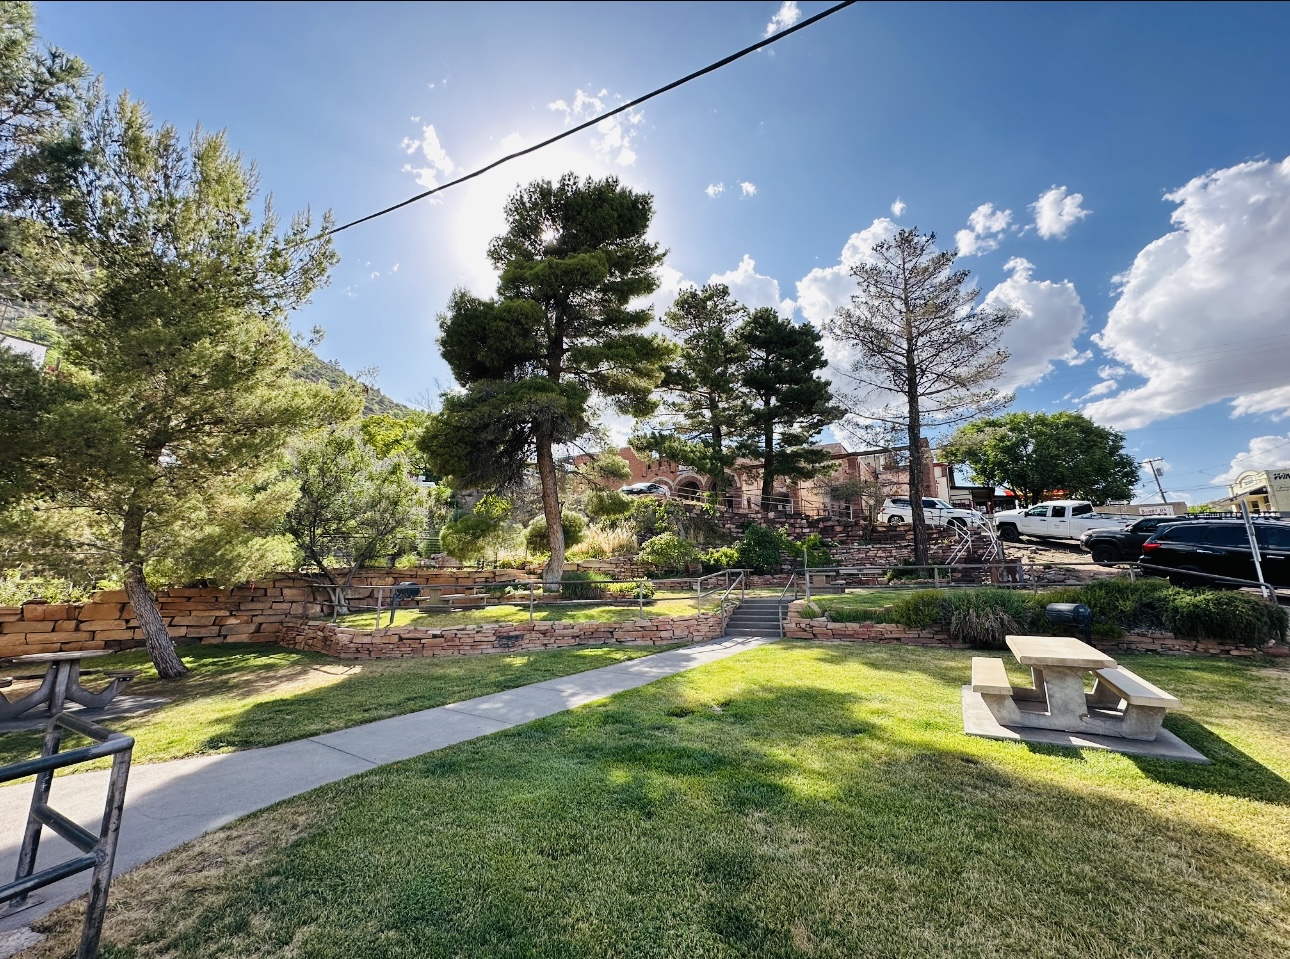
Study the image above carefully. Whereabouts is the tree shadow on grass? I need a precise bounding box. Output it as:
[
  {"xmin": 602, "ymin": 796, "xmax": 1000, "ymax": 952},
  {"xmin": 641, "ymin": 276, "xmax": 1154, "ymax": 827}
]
[{"xmin": 1133, "ymin": 713, "xmax": 1290, "ymax": 805}]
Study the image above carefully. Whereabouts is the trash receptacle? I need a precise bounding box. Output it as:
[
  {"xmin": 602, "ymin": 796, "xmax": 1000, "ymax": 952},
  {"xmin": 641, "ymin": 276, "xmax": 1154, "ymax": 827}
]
[{"xmin": 1044, "ymin": 602, "xmax": 1092, "ymax": 644}]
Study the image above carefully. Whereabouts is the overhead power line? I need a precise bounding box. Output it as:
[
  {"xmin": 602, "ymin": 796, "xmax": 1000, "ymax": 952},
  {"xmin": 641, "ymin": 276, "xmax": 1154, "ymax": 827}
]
[{"xmin": 320, "ymin": 0, "xmax": 860, "ymax": 239}]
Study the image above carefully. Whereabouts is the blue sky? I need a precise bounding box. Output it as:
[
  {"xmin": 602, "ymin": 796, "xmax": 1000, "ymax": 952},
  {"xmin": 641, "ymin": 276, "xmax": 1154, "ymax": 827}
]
[{"xmin": 34, "ymin": 1, "xmax": 1290, "ymax": 503}]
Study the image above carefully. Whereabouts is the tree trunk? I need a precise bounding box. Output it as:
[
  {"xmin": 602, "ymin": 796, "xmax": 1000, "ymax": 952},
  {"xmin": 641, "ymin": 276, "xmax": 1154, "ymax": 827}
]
[
  {"xmin": 535, "ymin": 429, "xmax": 565, "ymax": 589},
  {"xmin": 760, "ymin": 414, "xmax": 775, "ymax": 512},
  {"xmin": 121, "ymin": 504, "xmax": 188, "ymax": 679},
  {"xmin": 904, "ymin": 314, "xmax": 929, "ymax": 568}
]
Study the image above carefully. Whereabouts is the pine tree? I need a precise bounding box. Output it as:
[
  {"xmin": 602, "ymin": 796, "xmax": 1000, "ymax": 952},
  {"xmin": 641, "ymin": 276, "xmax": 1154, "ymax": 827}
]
[
  {"xmin": 828, "ymin": 228, "xmax": 1014, "ymax": 566},
  {"xmin": 734, "ymin": 308, "xmax": 839, "ymax": 510},
  {"xmin": 634, "ymin": 283, "xmax": 747, "ymax": 499},
  {"xmin": 424, "ymin": 174, "xmax": 672, "ymax": 587}
]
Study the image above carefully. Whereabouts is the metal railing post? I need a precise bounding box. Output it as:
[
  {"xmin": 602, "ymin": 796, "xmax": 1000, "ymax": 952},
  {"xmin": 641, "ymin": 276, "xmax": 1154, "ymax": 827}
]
[{"xmin": 528, "ymin": 584, "xmax": 535, "ymax": 623}]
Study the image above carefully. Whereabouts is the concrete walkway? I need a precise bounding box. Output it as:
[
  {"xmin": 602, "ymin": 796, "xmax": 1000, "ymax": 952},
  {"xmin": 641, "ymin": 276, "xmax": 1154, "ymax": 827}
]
[{"xmin": 0, "ymin": 636, "xmax": 769, "ymax": 933}]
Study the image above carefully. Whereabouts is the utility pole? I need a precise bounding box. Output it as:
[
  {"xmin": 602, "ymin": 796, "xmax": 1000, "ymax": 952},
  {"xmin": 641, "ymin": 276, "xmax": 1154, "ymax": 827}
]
[{"xmin": 1142, "ymin": 458, "xmax": 1169, "ymax": 505}]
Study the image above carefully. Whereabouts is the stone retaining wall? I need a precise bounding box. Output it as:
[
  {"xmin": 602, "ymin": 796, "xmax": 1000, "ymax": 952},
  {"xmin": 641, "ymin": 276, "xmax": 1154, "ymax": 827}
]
[
  {"xmin": 277, "ymin": 611, "xmax": 726, "ymax": 659},
  {"xmin": 782, "ymin": 601, "xmax": 1288, "ymax": 658},
  {"xmin": 0, "ymin": 568, "xmax": 532, "ymax": 658}
]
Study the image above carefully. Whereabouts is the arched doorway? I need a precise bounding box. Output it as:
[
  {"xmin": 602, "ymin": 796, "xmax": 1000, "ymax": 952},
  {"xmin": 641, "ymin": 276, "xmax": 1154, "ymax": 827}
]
[{"xmin": 676, "ymin": 478, "xmax": 703, "ymax": 502}]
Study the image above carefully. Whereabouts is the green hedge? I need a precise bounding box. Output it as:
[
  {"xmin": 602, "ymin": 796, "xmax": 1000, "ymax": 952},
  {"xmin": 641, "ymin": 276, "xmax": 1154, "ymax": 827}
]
[
  {"xmin": 560, "ymin": 571, "xmax": 611, "ymax": 600},
  {"xmin": 822, "ymin": 579, "xmax": 1286, "ymax": 650}
]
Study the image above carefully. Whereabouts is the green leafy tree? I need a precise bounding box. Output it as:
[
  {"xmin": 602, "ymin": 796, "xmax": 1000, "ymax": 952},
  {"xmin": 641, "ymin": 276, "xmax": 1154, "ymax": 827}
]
[
  {"xmin": 635, "ymin": 283, "xmax": 747, "ymax": 497},
  {"xmin": 734, "ymin": 308, "xmax": 839, "ymax": 510},
  {"xmin": 8, "ymin": 95, "xmax": 340, "ymax": 677},
  {"xmin": 523, "ymin": 512, "xmax": 587, "ymax": 556},
  {"xmin": 0, "ymin": 346, "xmax": 75, "ymax": 505},
  {"xmin": 438, "ymin": 495, "xmax": 512, "ymax": 562},
  {"xmin": 422, "ymin": 174, "xmax": 673, "ymax": 587},
  {"xmin": 283, "ymin": 429, "xmax": 426, "ymax": 596},
  {"xmin": 828, "ymin": 228, "xmax": 1014, "ymax": 566},
  {"xmin": 359, "ymin": 411, "xmax": 437, "ymax": 480},
  {"xmin": 943, "ymin": 411, "xmax": 1140, "ymax": 506}
]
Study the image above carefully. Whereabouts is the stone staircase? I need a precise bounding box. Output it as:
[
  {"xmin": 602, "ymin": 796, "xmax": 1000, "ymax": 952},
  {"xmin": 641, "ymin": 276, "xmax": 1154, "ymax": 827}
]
[{"xmin": 723, "ymin": 596, "xmax": 792, "ymax": 638}]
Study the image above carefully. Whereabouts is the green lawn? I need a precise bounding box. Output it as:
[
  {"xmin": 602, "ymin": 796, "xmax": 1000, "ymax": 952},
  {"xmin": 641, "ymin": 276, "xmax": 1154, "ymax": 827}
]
[
  {"xmin": 803, "ymin": 586, "xmax": 936, "ymax": 617},
  {"xmin": 336, "ymin": 597, "xmax": 707, "ymax": 630},
  {"xmin": 29, "ymin": 643, "xmax": 1290, "ymax": 958},
  {"xmin": 0, "ymin": 642, "xmax": 672, "ymax": 771}
]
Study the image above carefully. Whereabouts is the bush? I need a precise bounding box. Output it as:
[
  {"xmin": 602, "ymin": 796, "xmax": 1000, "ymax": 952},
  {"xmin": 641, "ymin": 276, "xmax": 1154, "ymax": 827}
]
[
  {"xmin": 605, "ymin": 580, "xmax": 656, "ymax": 600},
  {"xmin": 888, "ymin": 589, "xmax": 947, "ymax": 629},
  {"xmin": 585, "ymin": 487, "xmax": 634, "ymax": 522},
  {"xmin": 941, "ymin": 589, "xmax": 1030, "ymax": 650},
  {"xmin": 700, "ymin": 546, "xmax": 740, "ymax": 573},
  {"xmin": 735, "ymin": 523, "xmax": 787, "ymax": 574},
  {"xmin": 1165, "ymin": 590, "xmax": 1288, "ymax": 647},
  {"xmin": 0, "ymin": 571, "xmax": 91, "ymax": 607},
  {"xmin": 787, "ymin": 533, "xmax": 833, "ymax": 568},
  {"xmin": 560, "ymin": 570, "xmax": 611, "ymax": 601},
  {"xmin": 638, "ymin": 533, "xmax": 699, "ymax": 574},
  {"xmin": 524, "ymin": 513, "xmax": 587, "ymax": 555}
]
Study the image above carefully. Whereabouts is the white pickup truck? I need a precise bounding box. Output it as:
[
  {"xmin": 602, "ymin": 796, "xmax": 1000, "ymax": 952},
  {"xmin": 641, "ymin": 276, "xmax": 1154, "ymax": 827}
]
[{"xmin": 991, "ymin": 500, "xmax": 1128, "ymax": 542}]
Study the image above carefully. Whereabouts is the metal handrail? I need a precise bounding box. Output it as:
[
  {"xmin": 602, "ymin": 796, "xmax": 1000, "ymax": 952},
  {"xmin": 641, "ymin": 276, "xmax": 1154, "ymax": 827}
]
[
  {"xmin": 714, "ymin": 570, "xmax": 746, "ymax": 627},
  {"xmin": 2, "ymin": 712, "xmax": 134, "ymax": 959},
  {"xmin": 777, "ymin": 573, "xmax": 799, "ymax": 637}
]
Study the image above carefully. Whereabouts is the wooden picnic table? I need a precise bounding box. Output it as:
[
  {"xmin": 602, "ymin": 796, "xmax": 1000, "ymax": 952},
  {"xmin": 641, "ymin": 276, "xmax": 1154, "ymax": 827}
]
[
  {"xmin": 0, "ymin": 650, "xmax": 139, "ymax": 720},
  {"xmin": 970, "ymin": 635, "xmax": 1181, "ymax": 741}
]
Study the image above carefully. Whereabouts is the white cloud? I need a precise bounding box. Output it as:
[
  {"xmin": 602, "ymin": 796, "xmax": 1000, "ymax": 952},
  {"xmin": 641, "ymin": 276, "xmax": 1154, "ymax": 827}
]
[
  {"xmin": 890, "ymin": 198, "xmax": 906, "ymax": 217},
  {"xmin": 400, "ymin": 123, "xmax": 455, "ymax": 189},
  {"xmin": 1085, "ymin": 156, "xmax": 1290, "ymax": 429},
  {"xmin": 982, "ymin": 256, "xmax": 1088, "ymax": 391},
  {"xmin": 370, "ymin": 271, "xmax": 380, "ymax": 279},
  {"xmin": 391, "ymin": 263, "xmax": 400, "ymax": 273},
  {"xmin": 1081, "ymin": 379, "xmax": 1119, "ymax": 399},
  {"xmin": 708, "ymin": 254, "xmax": 792, "ymax": 317},
  {"xmin": 764, "ymin": 1, "xmax": 801, "ymax": 37},
  {"xmin": 705, "ymin": 182, "xmax": 725, "ymax": 198},
  {"xmin": 547, "ymin": 87, "xmax": 641, "ymax": 166},
  {"xmin": 795, "ymin": 218, "xmax": 900, "ymax": 326},
  {"xmin": 499, "ymin": 131, "xmax": 524, "ymax": 152},
  {"xmin": 955, "ymin": 202, "xmax": 1012, "ymax": 256},
  {"xmin": 1215, "ymin": 433, "xmax": 1290, "ymax": 484},
  {"xmin": 1031, "ymin": 186, "xmax": 1091, "ymax": 239},
  {"xmin": 740, "ymin": 181, "xmax": 757, "ymax": 197}
]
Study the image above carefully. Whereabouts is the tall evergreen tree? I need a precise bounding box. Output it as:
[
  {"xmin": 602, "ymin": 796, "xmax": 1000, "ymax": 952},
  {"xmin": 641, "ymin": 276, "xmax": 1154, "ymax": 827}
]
[
  {"xmin": 634, "ymin": 283, "xmax": 747, "ymax": 498},
  {"xmin": 8, "ymin": 94, "xmax": 341, "ymax": 677},
  {"xmin": 828, "ymin": 228, "xmax": 1014, "ymax": 566},
  {"xmin": 423, "ymin": 174, "xmax": 672, "ymax": 586},
  {"xmin": 734, "ymin": 308, "xmax": 839, "ymax": 510}
]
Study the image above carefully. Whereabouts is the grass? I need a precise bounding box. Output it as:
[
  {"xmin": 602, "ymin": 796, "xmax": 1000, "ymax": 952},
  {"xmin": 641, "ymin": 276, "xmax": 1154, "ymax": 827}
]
[
  {"xmin": 0, "ymin": 642, "xmax": 672, "ymax": 772},
  {"xmin": 335, "ymin": 597, "xmax": 707, "ymax": 630},
  {"xmin": 28, "ymin": 643, "xmax": 1290, "ymax": 959},
  {"xmin": 802, "ymin": 586, "xmax": 936, "ymax": 618}
]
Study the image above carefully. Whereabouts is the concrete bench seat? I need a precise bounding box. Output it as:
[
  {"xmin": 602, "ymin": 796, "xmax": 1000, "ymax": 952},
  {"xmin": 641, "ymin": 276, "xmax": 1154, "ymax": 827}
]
[
  {"xmin": 1092, "ymin": 666, "xmax": 1181, "ymax": 710},
  {"xmin": 971, "ymin": 657, "xmax": 1013, "ymax": 696}
]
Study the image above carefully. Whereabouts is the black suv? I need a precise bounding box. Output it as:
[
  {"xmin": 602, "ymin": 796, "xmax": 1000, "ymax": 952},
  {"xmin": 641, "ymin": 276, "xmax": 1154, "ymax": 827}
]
[
  {"xmin": 1080, "ymin": 515, "xmax": 1194, "ymax": 564},
  {"xmin": 1139, "ymin": 520, "xmax": 1290, "ymax": 588}
]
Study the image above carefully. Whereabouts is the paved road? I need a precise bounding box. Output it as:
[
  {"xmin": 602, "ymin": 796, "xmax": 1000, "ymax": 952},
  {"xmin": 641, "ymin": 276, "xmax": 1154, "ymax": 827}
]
[{"xmin": 0, "ymin": 636, "xmax": 770, "ymax": 934}]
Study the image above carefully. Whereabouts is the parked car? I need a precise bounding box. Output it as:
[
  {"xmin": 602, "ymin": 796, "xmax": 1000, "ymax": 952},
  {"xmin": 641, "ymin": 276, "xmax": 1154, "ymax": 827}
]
[
  {"xmin": 618, "ymin": 482, "xmax": 670, "ymax": 497},
  {"xmin": 1080, "ymin": 515, "xmax": 1195, "ymax": 564},
  {"xmin": 1138, "ymin": 519, "xmax": 1290, "ymax": 588},
  {"xmin": 878, "ymin": 496, "xmax": 985, "ymax": 528},
  {"xmin": 992, "ymin": 500, "xmax": 1128, "ymax": 542}
]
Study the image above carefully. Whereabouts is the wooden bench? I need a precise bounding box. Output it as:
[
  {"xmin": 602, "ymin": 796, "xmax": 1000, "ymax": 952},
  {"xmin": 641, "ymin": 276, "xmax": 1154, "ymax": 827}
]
[
  {"xmin": 440, "ymin": 593, "xmax": 488, "ymax": 609},
  {"xmin": 1091, "ymin": 666, "xmax": 1180, "ymax": 710},
  {"xmin": 971, "ymin": 657, "xmax": 1014, "ymax": 696}
]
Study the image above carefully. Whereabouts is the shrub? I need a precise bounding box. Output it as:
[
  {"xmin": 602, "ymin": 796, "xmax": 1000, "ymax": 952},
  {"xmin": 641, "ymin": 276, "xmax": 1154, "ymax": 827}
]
[
  {"xmin": 638, "ymin": 533, "xmax": 700, "ymax": 574},
  {"xmin": 568, "ymin": 524, "xmax": 637, "ymax": 561},
  {"xmin": 700, "ymin": 546, "xmax": 740, "ymax": 573},
  {"xmin": 787, "ymin": 533, "xmax": 833, "ymax": 568},
  {"xmin": 940, "ymin": 589, "xmax": 1032, "ymax": 649},
  {"xmin": 0, "ymin": 571, "xmax": 91, "ymax": 607},
  {"xmin": 560, "ymin": 570, "xmax": 611, "ymax": 601},
  {"xmin": 585, "ymin": 487, "xmax": 634, "ymax": 522},
  {"xmin": 888, "ymin": 589, "xmax": 946, "ymax": 629},
  {"xmin": 1165, "ymin": 590, "xmax": 1288, "ymax": 647},
  {"xmin": 735, "ymin": 523, "xmax": 787, "ymax": 574},
  {"xmin": 524, "ymin": 513, "xmax": 587, "ymax": 555},
  {"xmin": 606, "ymin": 580, "xmax": 656, "ymax": 600}
]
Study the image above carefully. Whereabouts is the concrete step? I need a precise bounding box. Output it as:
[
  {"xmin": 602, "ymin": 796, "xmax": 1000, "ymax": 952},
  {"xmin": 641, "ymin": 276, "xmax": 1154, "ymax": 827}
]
[{"xmin": 723, "ymin": 626, "xmax": 780, "ymax": 637}]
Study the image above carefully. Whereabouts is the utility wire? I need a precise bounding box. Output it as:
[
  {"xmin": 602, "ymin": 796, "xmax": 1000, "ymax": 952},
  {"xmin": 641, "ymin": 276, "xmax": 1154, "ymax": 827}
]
[{"xmin": 319, "ymin": 0, "xmax": 860, "ymax": 239}]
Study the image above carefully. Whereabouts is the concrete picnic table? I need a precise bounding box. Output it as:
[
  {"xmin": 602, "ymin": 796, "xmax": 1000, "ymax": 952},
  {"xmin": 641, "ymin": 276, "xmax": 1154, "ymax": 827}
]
[
  {"xmin": 970, "ymin": 635, "xmax": 1181, "ymax": 741},
  {"xmin": 0, "ymin": 651, "xmax": 137, "ymax": 721}
]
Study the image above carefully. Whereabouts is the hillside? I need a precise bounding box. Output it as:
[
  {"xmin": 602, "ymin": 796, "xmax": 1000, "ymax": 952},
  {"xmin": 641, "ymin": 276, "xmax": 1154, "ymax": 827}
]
[{"xmin": 292, "ymin": 348, "xmax": 411, "ymax": 416}]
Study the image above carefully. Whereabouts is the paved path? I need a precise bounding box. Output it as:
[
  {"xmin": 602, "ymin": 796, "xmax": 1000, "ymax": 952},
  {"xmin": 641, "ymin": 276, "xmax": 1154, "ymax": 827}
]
[{"xmin": 0, "ymin": 636, "xmax": 769, "ymax": 932}]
